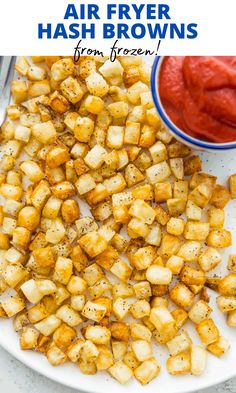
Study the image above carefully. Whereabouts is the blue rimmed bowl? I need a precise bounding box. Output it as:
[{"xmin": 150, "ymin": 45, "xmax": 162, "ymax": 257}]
[{"xmin": 151, "ymin": 56, "xmax": 236, "ymax": 151}]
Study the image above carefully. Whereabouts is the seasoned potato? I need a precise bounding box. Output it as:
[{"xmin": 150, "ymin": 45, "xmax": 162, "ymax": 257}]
[
  {"xmin": 166, "ymin": 352, "xmax": 191, "ymax": 375},
  {"xmin": 207, "ymin": 229, "xmax": 232, "ymax": 248},
  {"xmin": 169, "ymin": 284, "xmax": 194, "ymax": 309},
  {"xmin": 190, "ymin": 345, "xmax": 207, "ymax": 376},
  {"xmin": 0, "ymin": 56, "xmax": 235, "ymax": 385},
  {"xmin": 196, "ymin": 319, "xmax": 219, "ymax": 345},
  {"xmin": 188, "ymin": 300, "xmax": 212, "ymax": 324}
]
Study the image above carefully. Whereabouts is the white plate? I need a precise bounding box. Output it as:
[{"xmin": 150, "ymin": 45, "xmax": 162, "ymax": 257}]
[
  {"xmin": 1, "ymin": 56, "xmax": 236, "ymax": 392},
  {"xmin": 0, "ymin": 149, "xmax": 236, "ymax": 393}
]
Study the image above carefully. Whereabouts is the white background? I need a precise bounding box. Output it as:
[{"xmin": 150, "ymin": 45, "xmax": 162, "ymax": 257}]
[{"xmin": 0, "ymin": 0, "xmax": 236, "ymax": 55}]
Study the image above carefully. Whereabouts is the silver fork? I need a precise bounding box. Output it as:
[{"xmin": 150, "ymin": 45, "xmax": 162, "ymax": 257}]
[{"xmin": 0, "ymin": 56, "xmax": 17, "ymax": 126}]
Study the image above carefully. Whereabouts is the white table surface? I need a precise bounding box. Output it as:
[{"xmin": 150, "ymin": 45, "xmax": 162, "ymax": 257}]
[{"xmin": 0, "ymin": 346, "xmax": 235, "ymax": 393}]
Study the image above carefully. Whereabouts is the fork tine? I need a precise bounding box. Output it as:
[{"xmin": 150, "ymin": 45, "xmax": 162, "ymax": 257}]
[{"xmin": 0, "ymin": 56, "xmax": 17, "ymax": 126}]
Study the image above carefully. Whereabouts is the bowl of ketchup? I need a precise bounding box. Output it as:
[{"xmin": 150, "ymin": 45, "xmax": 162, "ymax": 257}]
[{"xmin": 151, "ymin": 56, "xmax": 236, "ymax": 150}]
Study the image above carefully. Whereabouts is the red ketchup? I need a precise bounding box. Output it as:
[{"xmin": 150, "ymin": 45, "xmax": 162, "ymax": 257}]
[{"xmin": 159, "ymin": 56, "xmax": 236, "ymax": 143}]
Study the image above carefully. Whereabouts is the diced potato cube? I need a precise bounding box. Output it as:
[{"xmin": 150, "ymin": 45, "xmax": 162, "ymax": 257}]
[
  {"xmin": 60, "ymin": 76, "xmax": 84, "ymax": 104},
  {"xmin": 86, "ymin": 72, "xmax": 109, "ymax": 97},
  {"xmin": 78, "ymin": 231, "xmax": 108, "ymax": 258},
  {"xmin": 124, "ymin": 121, "xmax": 140, "ymax": 145},
  {"xmin": 20, "ymin": 279, "xmax": 43, "ymax": 304},
  {"xmin": 84, "ymin": 95, "xmax": 104, "ymax": 114},
  {"xmin": 190, "ymin": 345, "xmax": 207, "ymax": 376},
  {"xmin": 131, "ymin": 323, "xmax": 152, "ymax": 342},
  {"xmin": 96, "ymin": 346, "xmax": 114, "ymax": 371},
  {"xmin": 82, "ymin": 301, "xmax": 106, "ymax": 322},
  {"xmin": 180, "ymin": 266, "xmax": 205, "ymax": 286},
  {"xmin": 146, "ymin": 265, "xmax": 172, "ymax": 285},
  {"xmin": 15, "ymin": 125, "xmax": 31, "ymax": 143},
  {"xmin": 110, "ymin": 259, "xmax": 132, "ymax": 282},
  {"xmin": 167, "ymin": 198, "xmax": 186, "ymax": 217},
  {"xmin": 167, "ymin": 218, "xmax": 185, "ymax": 236},
  {"xmin": 130, "ymin": 300, "xmax": 151, "ymax": 319},
  {"xmin": 133, "ymin": 281, "xmax": 152, "ymax": 300},
  {"xmin": 210, "ymin": 184, "xmax": 231, "ymax": 209},
  {"xmin": 111, "ymin": 321, "xmax": 130, "ymax": 342},
  {"xmin": 196, "ymin": 319, "xmax": 219, "ymax": 345},
  {"xmin": 131, "ymin": 340, "xmax": 153, "ymax": 362},
  {"xmin": 51, "ymin": 58, "xmax": 74, "ymax": 81},
  {"xmin": 20, "ymin": 160, "xmax": 44, "ymax": 183},
  {"xmin": 106, "ymin": 126, "xmax": 124, "ymax": 149},
  {"xmin": 104, "ymin": 173, "xmax": 127, "ymax": 194},
  {"xmin": 1, "ymin": 295, "xmax": 25, "ymax": 317},
  {"xmin": 132, "ymin": 184, "xmax": 153, "ymax": 201},
  {"xmin": 127, "ymin": 81, "xmax": 149, "ymax": 105},
  {"xmin": 32, "ymin": 121, "xmax": 56, "ymax": 144},
  {"xmin": 207, "ymin": 229, "xmax": 232, "ymax": 248},
  {"xmin": 107, "ymin": 102, "xmax": 129, "ymax": 119},
  {"xmin": 188, "ymin": 300, "xmax": 212, "ymax": 324},
  {"xmin": 208, "ymin": 207, "xmax": 224, "ymax": 228},
  {"xmin": 170, "ymin": 158, "xmax": 184, "ymax": 180},
  {"xmin": 85, "ymin": 325, "xmax": 111, "ymax": 345},
  {"xmin": 35, "ymin": 315, "xmax": 61, "ymax": 336},
  {"xmin": 131, "ymin": 246, "xmax": 155, "ymax": 270},
  {"xmin": 149, "ymin": 141, "xmax": 167, "ymax": 164},
  {"xmin": 167, "ymin": 331, "xmax": 191, "ymax": 356},
  {"xmin": 128, "ymin": 218, "xmax": 150, "ymax": 239},
  {"xmin": 166, "ymin": 256, "xmax": 184, "ymax": 275},
  {"xmin": 207, "ymin": 336, "xmax": 230, "ymax": 357},
  {"xmin": 171, "ymin": 308, "xmax": 188, "ymax": 330},
  {"xmin": 3, "ymin": 264, "xmax": 28, "ymax": 287},
  {"xmin": 129, "ymin": 199, "xmax": 156, "ymax": 225},
  {"xmin": 134, "ymin": 358, "xmax": 160, "ymax": 385},
  {"xmin": 84, "ymin": 145, "xmax": 107, "ymax": 169},
  {"xmin": 159, "ymin": 234, "xmax": 181, "ymax": 258},
  {"xmin": 53, "ymin": 323, "xmax": 76, "ymax": 350},
  {"xmin": 11, "ymin": 80, "xmax": 28, "ymax": 104},
  {"xmin": 67, "ymin": 339, "xmax": 84, "ymax": 362},
  {"xmin": 1, "ymin": 184, "xmax": 22, "ymax": 201},
  {"xmin": 108, "ymin": 361, "xmax": 133, "ymax": 384},
  {"xmin": 166, "ymin": 352, "xmax": 191, "ymax": 375},
  {"xmin": 125, "ymin": 164, "xmax": 144, "ymax": 187},
  {"xmin": 169, "ymin": 284, "xmax": 194, "ymax": 309},
  {"xmin": 45, "ymin": 218, "xmax": 66, "ymax": 244},
  {"xmin": 218, "ymin": 274, "xmax": 236, "ymax": 296},
  {"xmin": 113, "ymin": 298, "xmax": 130, "ymax": 320},
  {"xmin": 76, "ymin": 174, "xmax": 96, "ymax": 195},
  {"xmin": 189, "ymin": 183, "xmax": 213, "ymax": 208},
  {"xmin": 150, "ymin": 307, "xmax": 176, "ymax": 333},
  {"xmin": 154, "ymin": 205, "xmax": 170, "ymax": 226},
  {"xmin": 198, "ymin": 247, "xmax": 222, "ymax": 272},
  {"xmin": 53, "ymin": 257, "xmax": 73, "ymax": 285},
  {"xmin": 184, "ymin": 155, "xmax": 202, "ymax": 175},
  {"xmin": 56, "ymin": 304, "xmax": 82, "ymax": 327},
  {"xmin": 189, "ymin": 172, "xmax": 217, "ymax": 190},
  {"xmin": 27, "ymin": 65, "xmax": 46, "ymax": 81},
  {"xmin": 184, "ymin": 222, "xmax": 209, "ymax": 241},
  {"xmin": 145, "ymin": 224, "xmax": 162, "ymax": 246},
  {"xmin": 229, "ymin": 173, "xmax": 236, "ymax": 198},
  {"xmin": 154, "ymin": 182, "xmax": 172, "ymax": 202},
  {"xmin": 74, "ymin": 117, "xmax": 94, "ymax": 143},
  {"xmin": 146, "ymin": 162, "xmax": 171, "ymax": 184},
  {"xmin": 178, "ymin": 241, "xmax": 201, "ymax": 262},
  {"xmin": 217, "ymin": 296, "xmax": 236, "ymax": 312},
  {"xmin": 186, "ymin": 200, "xmax": 202, "ymax": 221},
  {"xmin": 228, "ymin": 254, "xmax": 236, "ymax": 272},
  {"xmin": 19, "ymin": 326, "xmax": 40, "ymax": 351},
  {"xmin": 227, "ymin": 310, "xmax": 236, "ymax": 327}
]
